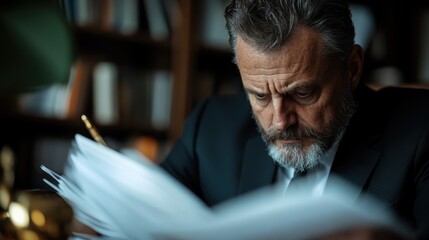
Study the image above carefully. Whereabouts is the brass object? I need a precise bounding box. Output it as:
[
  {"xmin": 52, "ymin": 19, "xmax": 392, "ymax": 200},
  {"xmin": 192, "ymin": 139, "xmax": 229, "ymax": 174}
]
[
  {"xmin": 81, "ymin": 115, "xmax": 107, "ymax": 146},
  {"xmin": 2, "ymin": 190, "xmax": 73, "ymax": 240},
  {"xmin": 1, "ymin": 146, "xmax": 73, "ymax": 240}
]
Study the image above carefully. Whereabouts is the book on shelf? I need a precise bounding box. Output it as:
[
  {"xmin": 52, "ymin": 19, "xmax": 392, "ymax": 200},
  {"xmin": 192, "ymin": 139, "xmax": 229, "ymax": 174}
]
[
  {"xmin": 67, "ymin": 58, "xmax": 93, "ymax": 120},
  {"xmin": 118, "ymin": 67, "xmax": 173, "ymax": 130},
  {"xmin": 17, "ymin": 84, "xmax": 70, "ymax": 118},
  {"xmin": 58, "ymin": 58, "xmax": 172, "ymax": 129},
  {"xmin": 16, "ymin": 59, "xmax": 88, "ymax": 119},
  {"xmin": 118, "ymin": 67, "xmax": 152, "ymax": 127},
  {"xmin": 18, "ymin": 57, "xmax": 94, "ymax": 121},
  {"xmin": 59, "ymin": 0, "xmax": 141, "ymax": 35},
  {"xmin": 150, "ymin": 70, "xmax": 173, "ymax": 130},
  {"xmin": 142, "ymin": 0, "xmax": 170, "ymax": 40},
  {"xmin": 199, "ymin": 0, "xmax": 231, "ymax": 49},
  {"xmin": 42, "ymin": 134, "xmax": 411, "ymax": 239},
  {"xmin": 58, "ymin": 0, "xmax": 175, "ymax": 37},
  {"xmin": 92, "ymin": 62, "xmax": 119, "ymax": 125}
]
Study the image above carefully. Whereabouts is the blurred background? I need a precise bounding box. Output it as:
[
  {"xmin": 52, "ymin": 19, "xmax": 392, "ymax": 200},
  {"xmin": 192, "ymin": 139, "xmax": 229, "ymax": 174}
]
[
  {"xmin": 0, "ymin": 0, "xmax": 428, "ymax": 192},
  {"xmin": 2, "ymin": 1, "xmax": 428, "ymax": 238}
]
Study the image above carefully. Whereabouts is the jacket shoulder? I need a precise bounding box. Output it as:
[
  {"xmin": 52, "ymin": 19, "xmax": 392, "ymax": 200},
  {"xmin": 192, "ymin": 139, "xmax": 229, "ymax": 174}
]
[{"xmin": 182, "ymin": 92, "xmax": 252, "ymax": 139}]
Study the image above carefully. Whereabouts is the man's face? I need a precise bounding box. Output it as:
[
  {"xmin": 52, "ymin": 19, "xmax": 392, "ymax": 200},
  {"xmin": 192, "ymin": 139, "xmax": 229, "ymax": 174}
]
[{"xmin": 236, "ymin": 27, "xmax": 356, "ymax": 171}]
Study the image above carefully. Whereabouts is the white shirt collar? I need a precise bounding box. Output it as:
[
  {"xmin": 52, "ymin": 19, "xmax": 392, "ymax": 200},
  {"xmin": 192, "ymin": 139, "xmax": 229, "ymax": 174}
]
[{"xmin": 276, "ymin": 140, "xmax": 340, "ymax": 197}]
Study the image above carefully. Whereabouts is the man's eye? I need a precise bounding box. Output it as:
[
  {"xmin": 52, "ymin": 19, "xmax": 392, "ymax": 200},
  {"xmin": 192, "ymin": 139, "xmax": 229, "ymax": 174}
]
[
  {"xmin": 293, "ymin": 88, "xmax": 319, "ymax": 105},
  {"xmin": 255, "ymin": 93, "xmax": 267, "ymax": 100},
  {"xmin": 295, "ymin": 91, "xmax": 311, "ymax": 98}
]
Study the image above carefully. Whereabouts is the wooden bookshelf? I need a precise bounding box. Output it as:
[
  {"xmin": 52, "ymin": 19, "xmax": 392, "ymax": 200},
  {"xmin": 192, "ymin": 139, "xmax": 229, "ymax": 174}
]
[
  {"xmin": 0, "ymin": 113, "xmax": 168, "ymax": 141},
  {"xmin": 2, "ymin": 0, "xmax": 429, "ymax": 191},
  {"xmin": 74, "ymin": 26, "xmax": 171, "ymax": 69}
]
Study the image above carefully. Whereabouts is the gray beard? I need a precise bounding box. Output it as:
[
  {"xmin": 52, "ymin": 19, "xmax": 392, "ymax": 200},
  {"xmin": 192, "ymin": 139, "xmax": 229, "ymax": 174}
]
[
  {"xmin": 267, "ymin": 139, "xmax": 326, "ymax": 172},
  {"xmin": 254, "ymin": 85, "xmax": 356, "ymax": 172}
]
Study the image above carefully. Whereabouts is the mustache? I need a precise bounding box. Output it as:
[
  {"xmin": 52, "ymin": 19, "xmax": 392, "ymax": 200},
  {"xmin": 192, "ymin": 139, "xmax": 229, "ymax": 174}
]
[{"xmin": 262, "ymin": 125, "xmax": 323, "ymax": 143}]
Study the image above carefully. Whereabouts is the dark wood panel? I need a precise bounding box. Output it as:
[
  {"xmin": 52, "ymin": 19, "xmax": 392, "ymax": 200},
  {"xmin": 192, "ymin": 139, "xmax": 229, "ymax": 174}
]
[{"xmin": 73, "ymin": 27, "xmax": 172, "ymax": 69}]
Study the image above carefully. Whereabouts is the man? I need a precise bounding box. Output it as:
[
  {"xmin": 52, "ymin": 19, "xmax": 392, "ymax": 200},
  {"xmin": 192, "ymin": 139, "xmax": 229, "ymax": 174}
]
[{"xmin": 161, "ymin": 0, "xmax": 429, "ymax": 239}]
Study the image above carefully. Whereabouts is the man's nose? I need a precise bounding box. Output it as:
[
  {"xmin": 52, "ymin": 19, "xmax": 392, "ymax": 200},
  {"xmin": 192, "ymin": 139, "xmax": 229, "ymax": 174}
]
[{"xmin": 272, "ymin": 97, "xmax": 297, "ymax": 131}]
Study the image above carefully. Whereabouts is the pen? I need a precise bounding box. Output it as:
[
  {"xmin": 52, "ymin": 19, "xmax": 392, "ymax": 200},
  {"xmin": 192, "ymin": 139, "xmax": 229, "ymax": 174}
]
[{"xmin": 81, "ymin": 115, "xmax": 107, "ymax": 146}]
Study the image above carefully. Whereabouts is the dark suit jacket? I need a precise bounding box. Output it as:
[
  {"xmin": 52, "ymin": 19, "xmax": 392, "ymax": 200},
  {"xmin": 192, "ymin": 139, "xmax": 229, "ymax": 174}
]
[{"xmin": 161, "ymin": 84, "xmax": 429, "ymax": 239}]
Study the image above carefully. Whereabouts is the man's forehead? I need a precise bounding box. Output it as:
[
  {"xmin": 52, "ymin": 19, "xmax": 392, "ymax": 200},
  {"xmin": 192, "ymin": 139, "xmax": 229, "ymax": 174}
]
[
  {"xmin": 236, "ymin": 28, "xmax": 325, "ymax": 65},
  {"xmin": 236, "ymin": 28, "xmax": 329, "ymax": 80}
]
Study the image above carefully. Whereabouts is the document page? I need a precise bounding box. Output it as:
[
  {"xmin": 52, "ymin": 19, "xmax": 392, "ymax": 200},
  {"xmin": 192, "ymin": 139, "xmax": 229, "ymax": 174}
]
[{"xmin": 42, "ymin": 134, "xmax": 410, "ymax": 239}]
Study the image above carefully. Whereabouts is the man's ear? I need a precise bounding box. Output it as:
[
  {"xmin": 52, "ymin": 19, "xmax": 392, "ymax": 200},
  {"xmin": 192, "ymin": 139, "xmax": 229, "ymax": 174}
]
[{"xmin": 347, "ymin": 44, "xmax": 364, "ymax": 91}]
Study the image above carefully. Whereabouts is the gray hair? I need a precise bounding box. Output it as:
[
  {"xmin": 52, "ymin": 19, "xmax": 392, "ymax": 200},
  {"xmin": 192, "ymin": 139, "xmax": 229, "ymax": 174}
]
[{"xmin": 225, "ymin": 0, "xmax": 355, "ymax": 64}]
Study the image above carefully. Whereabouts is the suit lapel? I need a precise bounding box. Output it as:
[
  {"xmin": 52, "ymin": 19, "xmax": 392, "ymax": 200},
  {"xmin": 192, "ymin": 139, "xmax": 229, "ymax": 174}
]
[
  {"xmin": 238, "ymin": 135, "xmax": 277, "ymax": 194},
  {"xmin": 327, "ymin": 141, "xmax": 380, "ymax": 201},
  {"xmin": 327, "ymin": 85, "xmax": 382, "ymax": 201}
]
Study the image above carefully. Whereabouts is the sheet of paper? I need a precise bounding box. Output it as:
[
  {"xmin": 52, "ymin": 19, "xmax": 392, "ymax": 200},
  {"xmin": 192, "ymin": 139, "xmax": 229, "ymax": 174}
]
[{"xmin": 42, "ymin": 134, "xmax": 411, "ymax": 239}]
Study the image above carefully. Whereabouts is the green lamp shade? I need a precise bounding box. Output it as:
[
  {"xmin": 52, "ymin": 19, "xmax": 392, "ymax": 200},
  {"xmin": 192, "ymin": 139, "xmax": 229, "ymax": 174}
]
[{"xmin": 0, "ymin": 1, "xmax": 74, "ymax": 94}]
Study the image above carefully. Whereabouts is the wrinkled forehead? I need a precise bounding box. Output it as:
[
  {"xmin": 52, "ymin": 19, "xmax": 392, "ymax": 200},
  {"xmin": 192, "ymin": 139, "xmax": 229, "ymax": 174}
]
[{"xmin": 236, "ymin": 27, "xmax": 329, "ymax": 74}]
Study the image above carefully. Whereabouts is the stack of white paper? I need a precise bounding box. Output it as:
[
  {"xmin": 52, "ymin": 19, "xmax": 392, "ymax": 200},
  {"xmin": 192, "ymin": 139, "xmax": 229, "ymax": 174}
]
[{"xmin": 42, "ymin": 134, "xmax": 410, "ymax": 239}]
